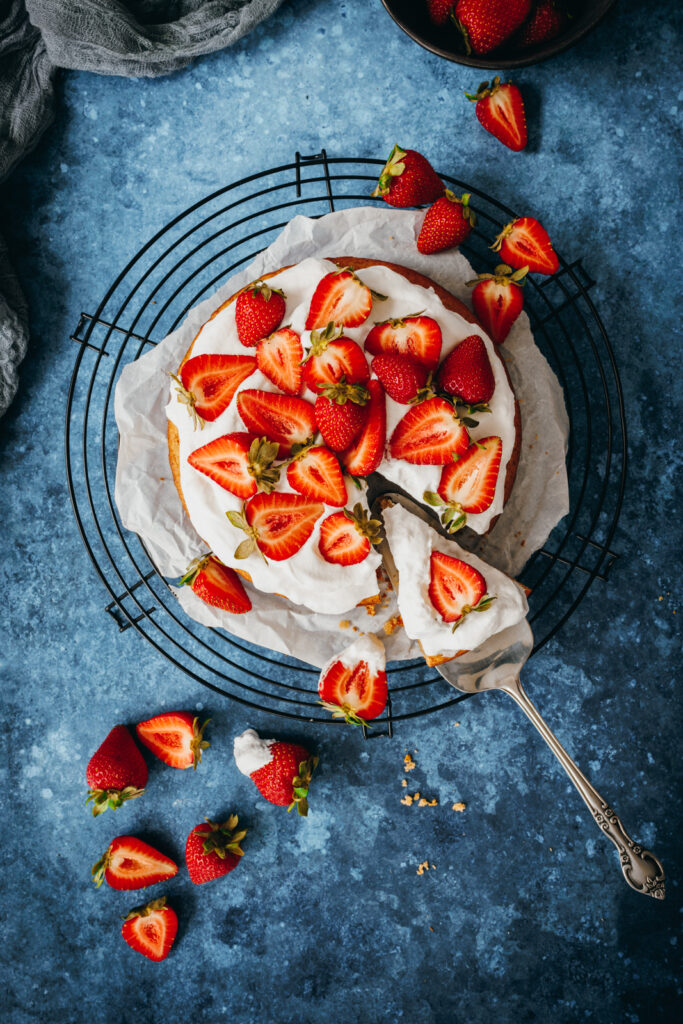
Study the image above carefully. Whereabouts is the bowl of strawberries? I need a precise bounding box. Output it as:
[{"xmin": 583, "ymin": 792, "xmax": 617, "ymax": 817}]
[{"xmin": 381, "ymin": 0, "xmax": 616, "ymax": 68}]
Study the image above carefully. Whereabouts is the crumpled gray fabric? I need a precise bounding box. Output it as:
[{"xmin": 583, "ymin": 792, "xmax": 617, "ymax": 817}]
[{"xmin": 0, "ymin": 0, "xmax": 285, "ymax": 417}]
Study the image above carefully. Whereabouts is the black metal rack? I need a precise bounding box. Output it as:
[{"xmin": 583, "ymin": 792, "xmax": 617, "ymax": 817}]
[{"xmin": 65, "ymin": 152, "xmax": 626, "ymax": 732}]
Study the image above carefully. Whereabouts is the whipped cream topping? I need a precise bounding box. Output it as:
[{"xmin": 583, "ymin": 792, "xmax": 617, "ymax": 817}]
[
  {"xmin": 317, "ymin": 631, "xmax": 387, "ymax": 686},
  {"xmin": 233, "ymin": 728, "xmax": 274, "ymax": 777},
  {"xmin": 167, "ymin": 257, "xmax": 517, "ymax": 614},
  {"xmin": 382, "ymin": 503, "xmax": 528, "ymax": 659}
]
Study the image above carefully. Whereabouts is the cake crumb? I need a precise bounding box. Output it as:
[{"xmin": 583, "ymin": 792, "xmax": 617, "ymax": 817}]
[
  {"xmin": 431, "ymin": 864, "xmax": 436, "ymax": 870},
  {"xmin": 339, "ymin": 619, "xmax": 351, "ymax": 629},
  {"xmin": 401, "ymin": 779, "xmax": 408, "ymax": 788},
  {"xmin": 413, "ymin": 792, "xmax": 420, "ymax": 800},
  {"xmin": 383, "ymin": 613, "xmax": 403, "ymax": 636},
  {"xmin": 365, "ymin": 603, "xmax": 376, "ymax": 616},
  {"xmin": 419, "ymin": 798, "xmax": 438, "ymax": 807},
  {"xmin": 452, "ymin": 802, "xmax": 466, "ymax": 812},
  {"xmin": 401, "ymin": 795, "xmax": 413, "ymax": 806},
  {"xmin": 429, "ymin": 926, "xmax": 434, "ymax": 932},
  {"xmin": 404, "ymin": 753, "xmax": 416, "ymax": 772},
  {"xmin": 454, "ymin": 722, "xmax": 460, "ymax": 727},
  {"xmin": 416, "ymin": 861, "xmax": 430, "ymax": 875}
]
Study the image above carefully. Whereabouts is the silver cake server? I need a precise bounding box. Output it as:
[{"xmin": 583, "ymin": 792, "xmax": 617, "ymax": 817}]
[{"xmin": 370, "ymin": 489, "xmax": 666, "ymax": 899}]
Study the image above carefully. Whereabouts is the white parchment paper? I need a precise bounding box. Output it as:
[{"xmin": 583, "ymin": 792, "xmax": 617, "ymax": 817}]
[{"xmin": 114, "ymin": 208, "xmax": 569, "ymax": 668}]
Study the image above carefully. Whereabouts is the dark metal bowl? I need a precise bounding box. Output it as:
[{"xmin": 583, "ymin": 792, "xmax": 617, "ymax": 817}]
[{"xmin": 380, "ymin": 0, "xmax": 616, "ymax": 69}]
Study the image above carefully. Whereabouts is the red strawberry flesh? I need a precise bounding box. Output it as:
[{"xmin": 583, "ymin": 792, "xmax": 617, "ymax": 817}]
[
  {"xmin": 256, "ymin": 328, "xmax": 303, "ymax": 395},
  {"xmin": 318, "ymin": 659, "xmax": 388, "ymax": 721},
  {"xmin": 364, "ymin": 315, "xmax": 442, "ymax": 371},
  {"xmin": 122, "ymin": 898, "xmax": 178, "ymax": 962},
  {"xmin": 341, "ymin": 379, "xmax": 386, "ymax": 476},
  {"xmin": 189, "ymin": 556, "xmax": 252, "ymax": 614},
  {"xmin": 389, "ymin": 397, "xmax": 469, "ymax": 465},
  {"xmin": 136, "ymin": 712, "xmax": 211, "ymax": 770},
  {"xmin": 237, "ymin": 390, "xmax": 315, "ymax": 456},
  {"xmin": 438, "ymin": 436, "xmax": 502, "ymax": 514},
  {"xmin": 246, "ymin": 492, "xmax": 324, "ymax": 561},
  {"xmin": 177, "ymin": 353, "xmax": 256, "ymax": 423},
  {"xmin": 305, "ymin": 271, "xmax": 372, "ymax": 330},
  {"xmin": 92, "ymin": 836, "xmax": 179, "ymax": 891},
  {"xmin": 428, "ymin": 550, "xmax": 487, "ymax": 623},
  {"xmin": 287, "ymin": 446, "xmax": 348, "ymax": 507}
]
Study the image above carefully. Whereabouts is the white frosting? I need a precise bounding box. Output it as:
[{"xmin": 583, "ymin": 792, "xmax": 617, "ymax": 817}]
[
  {"xmin": 167, "ymin": 257, "xmax": 517, "ymax": 614},
  {"xmin": 233, "ymin": 728, "xmax": 274, "ymax": 776},
  {"xmin": 383, "ymin": 503, "xmax": 528, "ymax": 659},
  {"xmin": 317, "ymin": 632, "xmax": 387, "ymax": 686}
]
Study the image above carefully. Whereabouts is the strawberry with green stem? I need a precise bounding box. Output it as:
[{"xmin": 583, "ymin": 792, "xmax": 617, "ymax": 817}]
[
  {"xmin": 236, "ymin": 282, "xmax": 286, "ymax": 347},
  {"xmin": 490, "ymin": 216, "xmax": 559, "ymax": 276},
  {"xmin": 301, "ymin": 322, "xmax": 369, "ymax": 393},
  {"xmin": 417, "ymin": 191, "xmax": 476, "ymax": 255},
  {"xmin": 186, "ymin": 816, "xmax": 247, "ymax": 885},
  {"xmin": 85, "ymin": 725, "xmax": 148, "ymax": 817},
  {"xmin": 121, "ymin": 897, "xmax": 178, "ymax": 963},
  {"xmin": 467, "ymin": 264, "xmax": 528, "ymax": 345},
  {"xmin": 318, "ymin": 503, "xmax": 383, "ymax": 566},
  {"xmin": 428, "ymin": 550, "xmax": 496, "ymax": 630},
  {"xmin": 454, "ymin": 0, "xmax": 531, "ymax": 55},
  {"xmin": 234, "ymin": 729, "xmax": 318, "ymax": 817},
  {"xmin": 187, "ymin": 433, "xmax": 281, "ymax": 499},
  {"xmin": 305, "ymin": 268, "xmax": 374, "ymax": 330},
  {"xmin": 170, "ymin": 353, "xmax": 256, "ymax": 428},
  {"xmin": 92, "ymin": 836, "xmax": 178, "ymax": 890},
  {"xmin": 372, "ymin": 145, "xmax": 444, "ymax": 208},
  {"xmin": 136, "ymin": 712, "xmax": 211, "ymax": 770},
  {"xmin": 179, "ymin": 553, "xmax": 252, "ymax": 614},
  {"xmin": 424, "ymin": 435, "xmax": 503, "ymax": 532},
  {"xmin": 227, "ymin": 492, "xmax": 324, "ymax": 563},
  {"xmin": 314, "ymin": 378, "xmax": 370, "ymax": 452},
  {"xmin": 465, "ymin": 77, "xmax": 527, "ymax": 151}
]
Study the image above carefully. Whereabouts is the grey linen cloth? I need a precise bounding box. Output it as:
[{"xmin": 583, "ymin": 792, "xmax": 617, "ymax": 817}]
[{"xmin": 0, "ymin": 0, "xmax": 285, "ymax": 417}]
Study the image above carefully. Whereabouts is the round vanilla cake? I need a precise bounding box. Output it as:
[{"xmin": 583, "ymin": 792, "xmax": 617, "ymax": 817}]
[{"xmin": 166, "ymin": 256, "xmax": 521, "ymax": 616}]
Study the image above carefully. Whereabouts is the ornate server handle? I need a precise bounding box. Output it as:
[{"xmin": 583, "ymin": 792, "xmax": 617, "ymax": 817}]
[{"xmin": 502, "ymin": 675, "xmax": 666, "ymax": 899}]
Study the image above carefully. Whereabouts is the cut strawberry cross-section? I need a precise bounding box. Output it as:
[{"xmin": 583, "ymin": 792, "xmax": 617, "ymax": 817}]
[
  {"xmin": 287, "ymin": 444, "xmax": 348, "ymax": 507},
  {"xmin": 302, "ymin": 323, "xmax": 369, "ymax": 393},
  {"xmin": 305, "ymin": 269, "xmax": 373, "ymax": 330},
  {"xmin": 318, "ymin": 638, "xmax": 388, "ymax": 725},
  {"xmin": 428, "ymin": 550, "xmax": 495, "ymax": 631},
  {"xmin": 136, "ymin": 711, "xmax": 211, "ymax": 770},
  {"xmin": 490, "ymin": 216, "xmax": 558, "ymax": 276},
  {"xmin": 187, "ymin": 432, "xmax": 280, "ymax": 499},
  {"xmin": 227, "ymin": 492, "xmax": 324, "ymax": 562},
  {"xmin": 467, "ymin": 264, "xmax": 527, "ymax": 345},
  {"xmin": 179, "ymin": 553, "xmax": 252, "ymax": 614},
  {"xmin": 92, "ymin": 836, "xmax": 179, "ymax": 891},
  {"xmin": 122, "ymin": 897, "xmax": 178, "ymax": 963},
  {"xmin": 340, "ymin": 378, "xmax": 386, "ymax": 477},
  {"xmin": 389, "ymin": 396, "xmax": 469, "ymax": 465},
  {"xmin": 236, "ymin": 389, "xmax": 316, "ymax": 457},
  {"xmin": 318, "ymin": 503, "xmax": 382, "ymax": 566},
  {"xmin": 364, "ymin": 314, "xmax": 442, "ymax": 371},
  {"xmin": 256, "ymin": 327, "xmax": 303, "ymax": 395},
  {"xmin": 170, "ymin": 353, "xmax": 256, "ymax": 427},
  {"xmin": 424, "ymin": 435, "xmax": 503, "ymax": 532}
]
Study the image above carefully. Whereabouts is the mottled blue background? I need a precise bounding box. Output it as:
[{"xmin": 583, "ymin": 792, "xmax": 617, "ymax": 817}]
[{"xmin": 1, "ymin": 1, "xmax": 681, "ymax": 1022}]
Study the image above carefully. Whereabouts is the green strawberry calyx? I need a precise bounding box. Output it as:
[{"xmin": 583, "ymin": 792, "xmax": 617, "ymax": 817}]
[
  {"xmin": 343, "ymin": 503, "xmax": 383, "ymax": 545},
  {"xmin": 423, "ymin": 489, "xmax": 468, "ymax": 534},
  {"xmin": 197, "ymin": 816, "xmax": 247, "ymax": 859},
  {"xmin": 319, "ymin": 700, "xmax": 372, "ymax": 729},
  {"xmin": 288, "ymin": 755, "xmax": 320, "ymax": 818},
  {"xmin": 168, "ymin": 372, "xmax": 205, "ymax": 431},
  {"xmin": 464, "ymin": 76, "xmax": 504, "ymax": 103},
  {"xmin": 466, "ymin": 264, "xmax": 528, "ymax": 288},
  {"xmin": 443, "ymin": 190, "xmax": 476, "ymax": 227},
  {"xmin": 318, "ymin": 378, "xmax": 370, "ymax": 407},
  {"xmin": 371, "ymin": 144, "xmax": 407, "ymax": 197},
  {"xmin": 226, "ymin": 504, "xmax": 268, "ymax": 564},
  {"xmin": 123, "ymin": 897, "xmax": 169, "ymax": 922},
  {"xmin": 86, "ymin": 785, "xmax": 145, "ymax": 818}
]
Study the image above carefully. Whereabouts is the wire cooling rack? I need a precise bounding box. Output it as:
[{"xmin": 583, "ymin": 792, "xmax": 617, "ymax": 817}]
[{"xmin": 65, "ymin": 151, "xmax": 626, "ymax": 734}]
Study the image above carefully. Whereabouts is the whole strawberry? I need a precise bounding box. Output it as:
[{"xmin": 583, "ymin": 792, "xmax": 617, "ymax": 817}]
[
  {"xmin": 417, "ymin": 191, "xmax": 476, "ymax": 255},
  {"xmin": 454, "ymin": 0, "xmax": 531, "ymax": 54},
  {"xmin": 86, "ymin": 725, "xmax": 148, "ymax": 817},
  {"xmin": 437, "ymin": 335, "xmax": 495, "ymax": 404},
  {"xmin": 518, "ymin": 1, "xmax": 567, "ymax": 47},
  {"xmin": 314, "ymin": 379, "xmax": 369, "ymax": 451},
  {"xmin": 426, "ymin": 0, "xmax": 454, "ymax": 26},
  {"xmin": 466, "ymin": 77, "xmax": 527, "ymax": 152},
  {"xmin": 186, "ymin": 815, "xmax": 247, "ymax": 885},
  {"xmin": 234, "ymin": 729, "xmax": 318, "ymax": 816},
  {"xmin": 371, "ymin": 354, "xmax": 429, "ymax": 404},
  {"xmin": 372, "ymin": 145, "xmax": 443, "ymax": 208},
  {"xmin": 235, "ymin": 282, "xmax": 286, "ymax": 348}
]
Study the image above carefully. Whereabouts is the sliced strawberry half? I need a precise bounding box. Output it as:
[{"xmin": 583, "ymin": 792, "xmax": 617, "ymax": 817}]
[
  {"xmin": 236, "ymin": 389, "xmax": 316, "ymax": 457},
  {"xmin": 468, "ymin": 264, "xmax": 526, "ymax": 345},
  {"xmin": 424, "ymin": 436, "xmax": 503, "ymax": 532},
  {"xmin": 171, "ymin": 353, "xmax": 256, "ymax": 426},
  {"xmin": 428, "ymin": 550, "xmax": 495, "ymax": 629},
  {"xmin": 491, "ymin": 216, "xmax": 559, "ymax": 276},
  {"xmin": 438, "ymin": 436, "xmax": 502, "ymax": 513},
  {"xmin": 364, "ymin": 314, "xmax": 442, "ymax": 371},
  {"xmin": 179, "ymin": 553, "xmax": 252, "ymax": 614},
  {"xmin": 187, "ymin": 432, "xmax": 280, "ymax": 499},
  {"xmin": 122, "ymin": 897, "xmax": 178, "ymax": 963},
  {"xmin": 341, "ymin": 379, "xmax": 386, "ymax": 476},
  {"xmin": 227, "ymin": 492, "xmax": 324, "ymax": 562},
  {"xmin": 305, "ymin": 269, "xmax": 373, "ymax": 330},
  {"xmin": 389, "ymin": 396, "xmax": 469, "ymax": 465},
  {"xmin": 318, "ymin": 655, "xmax": 388, "ymax": 724},
  {"xmin": 466, "ymin": 77, "xmax": 528, "ymax": 152},
  {"xmin": 287, "ymin": 445, "xmax": 348, "ymax": 507},
  {"xmin": 136, "ymin": 712, "xmax": 211, "ymax": 770},
  {"xmin": 302, "ymin": 324, "xmax": 369, "ymax": 393},
  {"xmin": 318, "ymin": 503, "xmax": 382, "ymax": 566},
  {"xmin": 92, "ymin": 836, "xmax": 179, "ymax": 891},
  {"xmin": 256, "ymin": 328, "xmax": 303, "ymax": 395}
]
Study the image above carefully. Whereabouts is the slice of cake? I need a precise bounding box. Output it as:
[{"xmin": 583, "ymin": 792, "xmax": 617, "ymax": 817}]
[{"xmin": 382, "ymin": 502, "xmax": 528, "ymax": 664}]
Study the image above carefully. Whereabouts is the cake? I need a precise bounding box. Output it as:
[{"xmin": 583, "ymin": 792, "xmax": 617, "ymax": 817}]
[
  {"xmin": 166, "ymin": 256, "xmax": 521, "ymax": 618},
  {"xmin": 381, "ymin": 502, "xmax": 528, "ymax": 664}
]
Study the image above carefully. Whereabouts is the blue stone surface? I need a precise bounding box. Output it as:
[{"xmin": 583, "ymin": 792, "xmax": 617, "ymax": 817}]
[{"xmin": 0, "ymin": 1, "xmax": 681, "ymax": 1021}]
